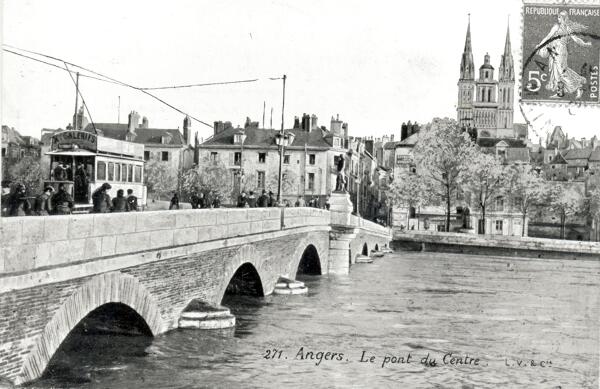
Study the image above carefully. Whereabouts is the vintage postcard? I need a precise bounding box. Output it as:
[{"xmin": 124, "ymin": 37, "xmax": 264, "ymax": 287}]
[{"xmin": 1, "ymin": 1, "xmax": 599, "ymax": 388}]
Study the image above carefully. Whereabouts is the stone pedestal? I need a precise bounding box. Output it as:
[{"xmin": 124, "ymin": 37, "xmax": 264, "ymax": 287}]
[{"xmin": 329, "ymin": 192, "xmax": 354, "ymax": 226}]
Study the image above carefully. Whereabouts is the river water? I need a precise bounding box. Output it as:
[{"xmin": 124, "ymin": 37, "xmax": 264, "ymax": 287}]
[{"xmin": 34, "ymin": 251, "xmax": 600, "ymax": 388}]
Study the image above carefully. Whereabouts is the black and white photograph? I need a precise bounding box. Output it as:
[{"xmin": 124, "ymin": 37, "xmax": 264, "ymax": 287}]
[{"xmin": 0, "ymin": 0, "xmax": 599, "ymax": 388}]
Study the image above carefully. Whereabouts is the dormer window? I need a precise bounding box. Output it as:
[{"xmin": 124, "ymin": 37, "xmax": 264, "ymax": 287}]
[{"xmin": 234, "ymin": 131, "xmax": 246, "ymax": 145}]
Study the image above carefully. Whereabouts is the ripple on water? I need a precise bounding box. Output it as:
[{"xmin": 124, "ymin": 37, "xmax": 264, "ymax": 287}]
[{"xmin": 33, "ymin": 252, "xmax": 600, "ymax": 388}]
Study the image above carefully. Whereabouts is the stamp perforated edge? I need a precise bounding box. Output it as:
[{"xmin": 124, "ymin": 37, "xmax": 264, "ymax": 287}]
[{"xmin": 518, "ymin": 0, "xmax": 600, "ymax": 108}]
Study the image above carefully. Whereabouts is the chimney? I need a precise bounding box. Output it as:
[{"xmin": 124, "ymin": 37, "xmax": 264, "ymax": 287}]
[
  {"xmin": 401, "ymin": 122, "xmax": 408, "ymax": 141},
  {"xmin": 391, "ymin": 134, "xmax": 395, "ymax": 142},
  {"xmin": 128, "ymin": 111, "xmax": 140, "ymax": 133},
  {"xmin": 301, "ymin": 114, "xmax": 310, "ymax": 131},
  {"xmin": 183, "ymin": 115, "xmax": 192, "ymax": 145},
  {"xmin": 141, "ymin": 116, "xmax": 149, "ymax": 129},
  {"xmin": 310, "ymin": 114, "xmax": 318, "ymax": 130},
  {"xmin": 213, "ymin": 121, "xmax": 225, "ymax": 136},
  {"xmin": 293, "ymin": 116, "xmax": 300, "ymax": 129},
  {"xmin": 330, "ymin": 115, "xmax": 343, "ymax": 136}
]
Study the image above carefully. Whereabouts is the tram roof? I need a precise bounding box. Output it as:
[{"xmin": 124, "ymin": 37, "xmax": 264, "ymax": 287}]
[{"xmin": 46, "ymin": 150, "xmax": 97, "ymax": 157}]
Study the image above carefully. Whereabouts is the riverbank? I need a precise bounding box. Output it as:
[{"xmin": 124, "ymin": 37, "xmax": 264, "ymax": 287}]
[{"xmin": 392, "ymin": 231, "xmax": 600, "ymax": 260}]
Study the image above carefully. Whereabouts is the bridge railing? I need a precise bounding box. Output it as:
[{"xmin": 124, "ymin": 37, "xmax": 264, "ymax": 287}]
[
  {"xmin": 0, "ymin": 207, "xmax": 331, "ymax": 275},
  {"xmin": 394, "ymin": 230, "xmax": 600, "ymax": 254}
]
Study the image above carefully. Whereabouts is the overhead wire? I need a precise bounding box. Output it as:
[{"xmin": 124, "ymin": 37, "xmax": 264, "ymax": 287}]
[
  {"xmin": 4, "ymin": 44, "xmax": 286, "ymax": 130},
  {"xmin": 3, "ymin": 45, "xmax": 208, "ymax": 128},
  {"xmin": 63, "ymin": 62, "xmax": 98, "ymax": 134}
]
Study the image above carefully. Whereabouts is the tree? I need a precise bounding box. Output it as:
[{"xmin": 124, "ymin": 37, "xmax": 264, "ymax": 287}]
[
  {"xmin": 413, "ymin": 118, "xmax": 477, "ymax": 232},
  {"xmin": 145, "ymin": 160, "xmax": 178, "ymax": 201},
  {"xmin": 7, "ymin": 156, "xmax": 43, "ymax": 196},
  {"xmin": 546, "ymin": 183, "xmax": 585, "ymax": 239},
  {"xmin": 266, "ymin": 168, "xmax": 297, "ymax": 197},
  {"xmin": 508, "ymin": 165, "xmax": 546, "ymax": 237},
  {"xmin": 387, "ymin": 170, "xmax": 432, "ymax": 228},
  {"xmin": 182, "ymin": 156, "xmax": 233, "ymax": 202},
  {"xmin": 463, "ymin": 151, "xmax": 509, "ymax": 234}
]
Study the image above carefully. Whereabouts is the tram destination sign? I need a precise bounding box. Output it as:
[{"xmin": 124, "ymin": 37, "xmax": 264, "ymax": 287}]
[{"xmin": 52, "ymin": 130, "xmax": 97, "ymax": 151}]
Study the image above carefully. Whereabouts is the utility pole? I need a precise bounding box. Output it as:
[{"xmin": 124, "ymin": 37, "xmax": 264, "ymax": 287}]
[
  {"xmin": 276, "ymin": 74, "xmax": 287, "ymax": 203},
  {"xmin": 72, "ymin": 72, "xmax": 80, "ymax": 131},
  {"xmin": 118, "ymin": 96, "xmax": 121, "ymax": 124},
  {"xmin": 270, "ymin": 107, "xmax": 273, "ymax": 129},
  {"xmin": 262, "ymin": 101, "xmax": 266, "ymax": 129}
]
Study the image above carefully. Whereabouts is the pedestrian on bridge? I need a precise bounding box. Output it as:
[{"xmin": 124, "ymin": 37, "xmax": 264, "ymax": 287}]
[
  {"xmin": 111, "ymin": 189, "xmax": 129, "ymax": 212},
  {"xmin": 91, "ymin": 183, "xmax": 112, "ymax": 213},
  {"xmin": 169, "ymin": 193, "xmax": 180, "ymax": 210},
  {"xmin": 126, "ymin": 189, "xmax": 139, "ymax": 211},
  {"xmin": 52, "ymin": 183, "xmax": 74, "ymax": 215},
  {"xmin": 34, "ymin": 186, "xmax": 54, "ymax": 216},
  {"xmin": 257, "ymin": 189, "xmax": 269, "ymax": 207}
]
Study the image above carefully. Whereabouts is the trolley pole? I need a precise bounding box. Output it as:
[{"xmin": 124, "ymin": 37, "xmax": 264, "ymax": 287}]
[{"xmin": 73, "ymin": 72, "xmax": 80, "ymax": 131}]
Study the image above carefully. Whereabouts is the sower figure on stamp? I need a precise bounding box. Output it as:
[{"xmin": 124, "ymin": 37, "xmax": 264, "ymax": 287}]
[
  {"xmin": 535, "ymin": 10, "xmax": 592, "ymax": 99},
  {"xmin": 335, "ymin": 153, "xmax": 347, "ymax": 192}
]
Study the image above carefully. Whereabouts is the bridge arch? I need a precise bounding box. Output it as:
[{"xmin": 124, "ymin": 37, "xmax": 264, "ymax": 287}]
[
  {"xmin": 16, "ymin": 272, "xmax": 164, "ymax": 385},
  {"xmin": 361, "ymin": 242, "xmax": 369, "ymax": 256},
  {"xmin": 296, "ymin": 244, "xmax": 322, "ymax": 275},
  {"xmin": 223, "ymin": 262, "xmax": 265, "ymax": 298},
  {"xmin": 216, "ymin": 245, "xmax": 269, "ymax": 303},
  {"xmin": 290, "ymin": 240, "xmax": 325, "ymax": 279}
]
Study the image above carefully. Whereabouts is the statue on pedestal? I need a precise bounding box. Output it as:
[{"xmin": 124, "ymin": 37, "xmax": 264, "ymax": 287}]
[{"xmin": 335, "ymin": 153, "xmax": 347, "ymax": 192}]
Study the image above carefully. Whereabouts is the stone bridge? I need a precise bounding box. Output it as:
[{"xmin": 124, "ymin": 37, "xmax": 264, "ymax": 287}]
[{"xmin": 0, "ymin": 195, "xmax": 390, "ymax": 385}]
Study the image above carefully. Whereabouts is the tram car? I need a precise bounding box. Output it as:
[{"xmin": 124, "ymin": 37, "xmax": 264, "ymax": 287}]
[{"xmin": 44, "ymin": 130, "xmax": 147, "ymax": 212}]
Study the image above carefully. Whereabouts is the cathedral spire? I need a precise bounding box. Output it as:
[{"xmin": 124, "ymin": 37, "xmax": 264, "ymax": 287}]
[
  {"xmin": 499, "ymin": 19, "xmax": 514, "ymax": 81},
  {"xmin": 459, "ymin": 15, "xmax": 475, "ymax": 81}
]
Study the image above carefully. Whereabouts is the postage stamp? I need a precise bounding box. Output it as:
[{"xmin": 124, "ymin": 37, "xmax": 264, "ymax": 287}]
[{"xmin": 521, "ymin": 1, "xmax": 600, "ymax": 105}]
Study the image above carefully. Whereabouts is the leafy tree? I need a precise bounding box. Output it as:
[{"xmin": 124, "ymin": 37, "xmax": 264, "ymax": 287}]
[
  {"xmin": 387, "ymin": 170, "xmax": 432, "ymax": 228},
  {"xmin": 145, "ymin": 160, "xmax": 178, "ymax": 201},
  {"xmin": 182, "ymin": 156, "xmax": 233, "ymax": 202},
  {"xmin": 413, "ymin": 118, "xmax": 476, "ymax": 231},
  {"xmin": 6, "ymin": 156, "xmax": 43, "ymax": 196},
  {"xmin": 508, "ymin": 165, "xmax": 546, "ymax": 237},
  {"xmin": 266, "ymin": 168, "xmax": 297, "ymax": 196},
  {"xmin": 546, "ymin": 183, "xmax": 585, "ymax": 239},
  {"xmin": 463, "ymin": 151, "xmax": 509, "ymax": 234}
]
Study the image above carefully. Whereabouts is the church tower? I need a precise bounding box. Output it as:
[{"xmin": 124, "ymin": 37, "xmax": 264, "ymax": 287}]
[
  {"xmin": 497, "ymin": 23, "xmax": 515, "ymax": 137},
  {"xmin": 473, "ymin": 53, "xmax": 499, "ymax": 136},
  {"xmin": 457, "ymin": 18, "xmax": 475, "ymax": 128}
]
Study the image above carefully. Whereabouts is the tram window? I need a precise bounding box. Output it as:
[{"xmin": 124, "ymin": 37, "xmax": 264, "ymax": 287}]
[
  {"xmin": 108, "ymin": 162, "xmax": 115, "ymax": 181},
  {"xmin": 97, "ymin": 161, "xmax": 106, "ymax": 180},
  {"xmin": 127, "ymin": 164, "xmax": 133, "ymax": 182},
  {"xmin": 115, "ymin": 164, "xmax": 121, "ymax": 181},
  {"xmin": 134, "ymin": 166, "xmax": 142, "ymax": 183},
  {"xmin": 121, "ymin": 163, "xmax": 127, "ymax": 182}
]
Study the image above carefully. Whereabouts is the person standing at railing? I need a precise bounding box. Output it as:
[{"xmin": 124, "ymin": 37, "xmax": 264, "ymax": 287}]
[
  {"xmin": 111, "ymin": 189, "xmax": 129, "ymax": 212},
  {"xmin": 126, "ymin": 189, "xmax": 139, "ymax": 211},
  {"xmin": 247, "ymin": 191, "xmax": 257, "ymax": 208},
  {"xmin": 34, "ymin": 186, "xmax": 54, "ymax": 216},
  {"xmin": 169, "ymin": 193, "xmax": 180, "ymax": 210},
  {"xmin": 52, "ymin": 183, "xmax": 74, "ymax": 215},
  {"xmin": 257, "ymin": 190, "xmax": 269, "ymax": 207},
  {"xmin": 7, "ymin": 183, "xmax": 31, "ymax": 216},
  {"xmin": 91, "ymin": 183, "xmax": 112, "ymax": 213}
]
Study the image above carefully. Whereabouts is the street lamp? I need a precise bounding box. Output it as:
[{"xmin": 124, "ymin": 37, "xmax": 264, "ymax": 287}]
[
  {"xmin": 274, "ymin": 74, "xmax": 296, "ymax": 205},
  {"xmin": 275, "ymin": 129, "xmax": 295, "ymax": 203}
]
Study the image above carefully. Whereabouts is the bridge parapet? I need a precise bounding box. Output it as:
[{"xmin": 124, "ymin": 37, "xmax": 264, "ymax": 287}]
[{"xmin": 0, "ymin": 207, "xmax": 331, "ymax": 276}]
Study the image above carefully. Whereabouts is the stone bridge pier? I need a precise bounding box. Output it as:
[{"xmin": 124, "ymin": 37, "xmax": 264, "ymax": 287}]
[{"xmin": 0, "ymin": 193, "xmax": 390, "ymax": 385}]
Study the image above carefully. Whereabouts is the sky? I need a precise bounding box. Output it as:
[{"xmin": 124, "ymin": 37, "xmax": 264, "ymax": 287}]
[{"xmin": 1, "ymin": 0, "xmax": 598, "ymax": 143}]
